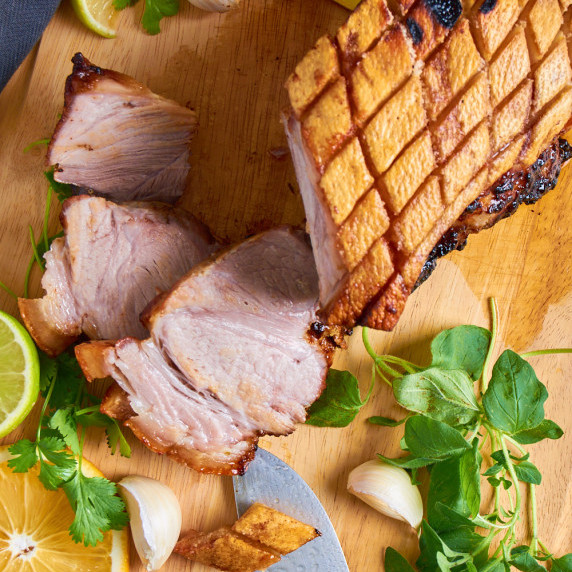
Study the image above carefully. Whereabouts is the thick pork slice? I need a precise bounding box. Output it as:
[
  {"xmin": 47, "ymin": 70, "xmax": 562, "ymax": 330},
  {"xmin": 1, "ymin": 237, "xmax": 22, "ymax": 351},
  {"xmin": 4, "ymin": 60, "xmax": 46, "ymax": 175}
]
[
  {"xmin": 47, "ymin": 53, "xmax": 197, "ymax": 203},
  {"xmin": 19, "ymin": 196, "xmax": 216, "ymax": 356},
  {"xmin": 76, "ymin": 228, "xmax": 335, "ymax": 475},
  {"xmin": 284, "ymin": 0, "xmax": 572, "ymax": 330}
]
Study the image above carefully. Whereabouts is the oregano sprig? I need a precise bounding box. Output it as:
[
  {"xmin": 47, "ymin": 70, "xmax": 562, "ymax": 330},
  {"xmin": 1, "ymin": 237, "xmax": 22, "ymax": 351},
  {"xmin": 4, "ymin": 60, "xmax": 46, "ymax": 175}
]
[{"xmin": 306, "ymin": 298, "xmax": 571, "ymax": 570}]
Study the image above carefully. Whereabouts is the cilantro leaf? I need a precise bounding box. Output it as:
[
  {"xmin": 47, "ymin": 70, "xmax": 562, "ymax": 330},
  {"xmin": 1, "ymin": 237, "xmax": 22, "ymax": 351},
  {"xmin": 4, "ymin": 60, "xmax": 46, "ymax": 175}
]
[
  {"xmin": 105, "ymin": 419, "xmax": 132, "ymax": 457},
  {"xmin": 483, "ymin": 351, "xmax": 548, "ymax": 435},
  {"xmin": 39, "ymin": 351, "xmax": 58, "ymax": 393},
  {"xmin": 46, "ymin": 352, "xmax": 86, "ymax": 409},
  {"xmin": 37, "ymin": 437, "xmax": 76, "ymax": 489},
  {"xmin": 8, "ymin": 440, "xmax": 39, "ymax": 472},
  {"xmin": 63, "ymin": 472, "xmax": 128, "ymax": 546},
  {"xmin": 306, "ymin": 369, "xmax": 370, "ymax": 427},
  {"xmin": 141, "ymin": 0, "xmax": 179, "ymax": 35},
  {"xmin": 49, "ymin": 407, "xmax": 80, "ymax": 454}
]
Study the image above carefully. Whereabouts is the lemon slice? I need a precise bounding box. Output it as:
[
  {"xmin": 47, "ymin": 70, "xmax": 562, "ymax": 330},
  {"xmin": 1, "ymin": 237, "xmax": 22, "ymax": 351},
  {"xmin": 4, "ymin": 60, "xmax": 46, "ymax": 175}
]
[
  {"xmin": 70, "ymin": 0, "xmax": 120, "ymax": 39},
  {"xmin": 0, "ymin": 446, "xmax": 129, "ymax": 571},
  {"xmin": 0, "ymin": 311, "xmax": 40, "ymax": 438}
]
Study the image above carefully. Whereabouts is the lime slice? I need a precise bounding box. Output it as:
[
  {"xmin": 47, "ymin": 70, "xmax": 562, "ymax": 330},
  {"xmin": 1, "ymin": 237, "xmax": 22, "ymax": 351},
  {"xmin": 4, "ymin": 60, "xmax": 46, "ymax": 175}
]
[
  {"xmin": 0, "ymin": 311, "xmax": 40, "ymax": 438},
  {"xmin": 70, "ymin": 0, "xmax": 120, "ymax": 39}
]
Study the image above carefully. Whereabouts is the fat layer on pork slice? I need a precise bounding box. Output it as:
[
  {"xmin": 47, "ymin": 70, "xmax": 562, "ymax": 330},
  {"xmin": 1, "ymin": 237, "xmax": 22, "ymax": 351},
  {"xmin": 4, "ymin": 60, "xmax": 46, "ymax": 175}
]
[
  {"xmin": 19, "ymin": 195, "xmax": 216, "ymax": 356},
  {"xmin": 76, "ymin": 227, "xmax": 334, "ymax": 475},
  {"xmin": 284, "ymin": 0, "xmax": 572, "ymax": 330},
  {"xmin": 47, "ymin": 53, "xmax": 197, "ymax": 203}
]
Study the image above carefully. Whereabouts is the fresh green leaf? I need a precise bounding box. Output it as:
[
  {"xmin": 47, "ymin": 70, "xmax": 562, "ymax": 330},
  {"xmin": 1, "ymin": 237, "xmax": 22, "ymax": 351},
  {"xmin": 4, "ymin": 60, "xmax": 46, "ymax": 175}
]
[
  {"xmin": 441, "ymin": 527, "xmax": 491, "ymax": 568},
  {"xmin": 393, "ymin": 368, "xmax": 479, "ymax": 427},
  {"xmin": 39, "ymin": 351, "xmax": 58, "ymax": 393},
  {"xmin": 37, "ymin": 437, "xmax": 76, "ymax": 490},
  {"xmin": 479, "ymin": 559, "xmax": 511, "ymax": 572},
  {"xmin": 487, "ymin": 476, "xmax": 501, "ymax": 487},
  {"xmin": 49, "ymin": 408, "xmax": 80, "ymax": 454},
  {"xmin": 404, "ymin": 416, "xmax": 470, "ymax": 461},
  {"xmin": 105, "ymin": 420, "xmax": 132, "ymax": 457},
  {"xmin": 427, "ymin": 443, "xmax": 481, "ymax": 532},
  {"xmin": 416, "ymin": 520, "xmax": 468, "ymax": 571},
  {"xmin": 306, "ymin": 369, "xmax": 369, "ymax": 427},
  {"xmin": 113, "ymin": 0, "xmax": 138, "ymax": 8},
  {"xmin": 513, "ymin": 461, "xmax": 542, "ymax": 485},
  {"xmin": 368, "ymin": 415, "xmax": 408, "ymax": 427},
  {"xmin": 430, "ymin": 325, "xmax": 491, "ymax": 380},
  {"xmin": 482, "ymin": 350, "xmax": 548, "ymax": 435},
  {"xmin": 377, "ymin": 453, "xmax": 436, "ymax": 469},
  {"xmin": 141, "ymin": 0, "xmax": 179, "ymax": 34},
  {"xmin": 552, "ymin": 554, "xmax": 572, "ymax": 572},
  {"xmin": 385, "ymin": 547, "xmax": 416, "ymax": 571},
  {"xmin": 8, "ymin": 440, "xmax": 39, "ymax": 472},
  {"xmin": 432, "ymin": 503, "xmax": 476, "ymax": 529},
  {"xmin": 483, "ymin": 463, "xmax": 503, "ymax": 476},
  {"xmin": 44, "ymin": 169, "xmax": 73, "ymax": 203},
  {"xmin": 509, "ymin": 546, "xmax": 545, "ymax": 571},
  {"xmin": 511, "ymin": 419, "xmax": 564, "ymax": 444},
  {"xmin": 47, "ymin": 352, "xmax": 86, "ymax": 409},
  {"xmin": 63, "ymin": 472, "xmax": 128, "ymax": 546}
]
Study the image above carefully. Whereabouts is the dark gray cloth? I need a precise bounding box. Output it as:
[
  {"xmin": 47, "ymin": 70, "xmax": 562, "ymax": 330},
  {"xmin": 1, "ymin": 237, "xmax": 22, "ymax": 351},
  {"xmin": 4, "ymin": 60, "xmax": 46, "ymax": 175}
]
[{"xmin": 0, "ymin": 1, "xmax": 62, "ymax": 92}]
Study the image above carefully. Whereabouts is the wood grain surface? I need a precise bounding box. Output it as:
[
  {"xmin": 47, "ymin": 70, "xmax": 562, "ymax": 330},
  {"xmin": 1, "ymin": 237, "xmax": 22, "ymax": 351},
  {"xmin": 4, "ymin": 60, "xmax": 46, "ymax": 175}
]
[{"xmin": 0, "ymin": 1, "xmax": 571, "ymax": 570}]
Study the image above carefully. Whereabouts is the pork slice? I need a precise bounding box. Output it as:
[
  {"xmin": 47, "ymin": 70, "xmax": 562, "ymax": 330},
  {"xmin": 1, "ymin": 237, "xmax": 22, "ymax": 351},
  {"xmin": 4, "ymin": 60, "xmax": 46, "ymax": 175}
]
[
  {"xmin": 47, "ymin": 53, "xmax": 197, "ymax": 203},
  {"xmin": 146, "ymin": 227, "xmax": 330, "ymax": 436},
  {"xmin": 81, "ymin": 339, "xmax": 258, "ymax": 475},
  {"xmin": 19, "ymin": 196, "xmax": 216, "ymax": 356},
  {"xmin": 76, "ymin": 227, "xmax": 335, "ymax": 474}
]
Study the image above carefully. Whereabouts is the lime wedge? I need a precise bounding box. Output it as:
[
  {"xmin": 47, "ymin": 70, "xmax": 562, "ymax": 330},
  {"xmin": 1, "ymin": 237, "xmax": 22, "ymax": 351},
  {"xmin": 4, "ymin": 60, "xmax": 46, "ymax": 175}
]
[
  {"xmin": 0, "ymin": 311, "xmax": 40, "ymax": 438},
  {"xmin": 70, "ymin": 0, "xmax": 120, "ymax": 39}
]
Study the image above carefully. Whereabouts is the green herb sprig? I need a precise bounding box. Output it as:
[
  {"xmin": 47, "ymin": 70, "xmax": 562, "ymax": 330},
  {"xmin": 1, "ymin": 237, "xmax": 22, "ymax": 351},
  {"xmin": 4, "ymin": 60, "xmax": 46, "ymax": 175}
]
[
  {"xmin": 307, "ymin": 299, "xmax": 571, "ymax": 570},
  {"xmin": 8, "ymin": 351, "xmax": 131, "ymax": 546},
  {"xmin": 113, "ymin": 0, "xmax": 179, "ymax": 35}
]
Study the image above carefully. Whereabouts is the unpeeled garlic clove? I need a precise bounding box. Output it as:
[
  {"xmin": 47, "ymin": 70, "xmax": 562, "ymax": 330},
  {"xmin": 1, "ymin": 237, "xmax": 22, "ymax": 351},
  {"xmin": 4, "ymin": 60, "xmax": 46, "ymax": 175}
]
[
  {"xmin": 118, "ymin": 475, "xmax": 182, "ymax": 571},
  {"xmin": 347, "ymin": 459, "xmax": 423, "ymax": 529},
  {"xmin": 187, "ymin": 0, "xmax": 240, "ymax": 12}
]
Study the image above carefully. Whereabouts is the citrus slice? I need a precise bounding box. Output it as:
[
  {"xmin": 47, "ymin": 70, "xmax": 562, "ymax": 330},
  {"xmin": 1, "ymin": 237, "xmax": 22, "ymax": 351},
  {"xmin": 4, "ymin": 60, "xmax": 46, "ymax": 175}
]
[
  {"xmin": 70, "ymin": 0, "xmax": 120, "ymax": 39},
  {"xmin": 0, "ymin": 446, "xmax": 129, "ymax": 571},
  {"xmin": 0, "ymin": 311, "xmax": 40, "ymax": 438}
]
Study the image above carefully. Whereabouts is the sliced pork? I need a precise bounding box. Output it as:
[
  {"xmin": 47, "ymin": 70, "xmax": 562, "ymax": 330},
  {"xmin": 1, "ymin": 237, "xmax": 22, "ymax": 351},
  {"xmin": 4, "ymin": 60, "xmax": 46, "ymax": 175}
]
[
  {"xmin": 283, "ymin": 0, "xmax": 572, "ymax": 330},
  {"xmin": 47, "ymin": 53, "xmax": 197, "ymax": 203},
  {"xmin": 76, "ymin": 227, "xmax": 337, "ymax": 475},
  {"xmin": 19, "ymin": 196, "xmax": 216, "ymax": 356}
]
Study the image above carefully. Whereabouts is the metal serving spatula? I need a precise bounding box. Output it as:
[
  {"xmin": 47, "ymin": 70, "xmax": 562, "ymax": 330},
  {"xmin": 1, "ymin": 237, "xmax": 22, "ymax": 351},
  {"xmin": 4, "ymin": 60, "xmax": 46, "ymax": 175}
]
[{"xmin": 232, "ymin": 448, "xmax": 350, "ymax": 572}]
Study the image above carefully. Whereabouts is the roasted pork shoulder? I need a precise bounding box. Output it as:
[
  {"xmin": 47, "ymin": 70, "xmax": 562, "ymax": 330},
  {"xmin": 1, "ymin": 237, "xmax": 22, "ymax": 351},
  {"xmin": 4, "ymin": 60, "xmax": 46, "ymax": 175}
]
[
  {"xmin": 76, "ymin": 227, "xmax": 338, "ymax": 475},
  {"xmin": 284, "ymin": 0, "xmax": 572, "ymax": 330},
  {"xmin": 19, "ymin": 196, "xmax": 216, "ymax": 356},
  {"xmin": 47, "ymin": 53, "xmax": 197, "ymax": 203}
]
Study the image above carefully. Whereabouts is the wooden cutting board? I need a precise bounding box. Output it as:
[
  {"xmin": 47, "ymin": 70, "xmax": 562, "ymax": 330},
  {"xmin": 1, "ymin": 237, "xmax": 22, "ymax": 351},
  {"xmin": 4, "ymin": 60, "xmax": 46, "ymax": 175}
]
[{"xmin": 0, "ymin": 1, "xmax": 570, "ymax": 570}]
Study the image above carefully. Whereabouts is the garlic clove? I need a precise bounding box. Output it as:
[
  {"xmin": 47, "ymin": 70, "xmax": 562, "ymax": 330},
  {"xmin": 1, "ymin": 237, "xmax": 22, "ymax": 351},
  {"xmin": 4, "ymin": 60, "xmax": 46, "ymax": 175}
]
[
  {"xmin": 347, "ymin": 459, "xmax": 423, "ymax": 529},
  {"xmin": 187, "ymin": 0, "xmax": 240, "ymax": 12},
  {"xmin": 118, "ymin": 475, "xmax": 182, "ymax": 571}
]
